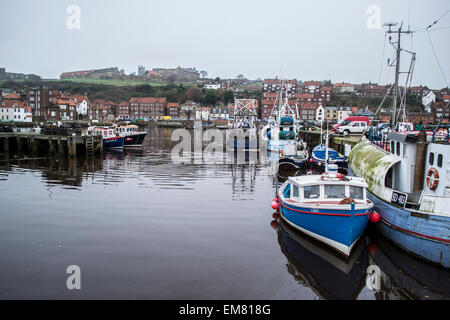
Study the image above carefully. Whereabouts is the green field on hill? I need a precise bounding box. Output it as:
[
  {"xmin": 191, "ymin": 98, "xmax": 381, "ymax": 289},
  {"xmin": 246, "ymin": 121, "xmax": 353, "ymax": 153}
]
[{"xmin": 45, "ymin": 78, "xmax": 168, "ymax": 87}]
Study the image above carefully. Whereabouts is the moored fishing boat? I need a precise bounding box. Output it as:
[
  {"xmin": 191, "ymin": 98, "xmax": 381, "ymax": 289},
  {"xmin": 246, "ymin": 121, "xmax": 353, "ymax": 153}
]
[
  {"xmin": 276, "ymin": 164, "xmax": 375, "ymax": 257},
  {"xmin": 310, "ymin": 122, "xmax": 348, "ymax": 174},
  {"xmin": 115, "ymin": 124, "xmax": 147, "ymax": 147},
  {"xmin": 83, "ymin": 126, "xmax": 124, "ymax": 149},
  {"xmin": 349, "ymin": 131, "xmax": 450, "ymax": 268},
  {"xmin": 261, "ymin": 83, "xmax": 300, "ymax": 152}
]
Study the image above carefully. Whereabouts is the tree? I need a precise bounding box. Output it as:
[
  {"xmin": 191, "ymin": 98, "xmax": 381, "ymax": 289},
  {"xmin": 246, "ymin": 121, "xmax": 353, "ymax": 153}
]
[
  {"xmin": 204, "ymin": 90, "xmax": 218, "ymax": 106},
  {"xmin": 223, "ymin": 90, "xmax": 234, "ymax": 104},
  {"xmin": 236, "ymin": 74, "xmax": 245, "ymax": 80},
  {"xmin": 200, "ymin": 70, "xmax": 208, "ymax": 79},
  {"xmin": 214, "ymin": 77, "xmax": 221, "ymax": 83},
  {"xmin": 186, "ymin": 87, "xmax": 203, "ymax": 103}
]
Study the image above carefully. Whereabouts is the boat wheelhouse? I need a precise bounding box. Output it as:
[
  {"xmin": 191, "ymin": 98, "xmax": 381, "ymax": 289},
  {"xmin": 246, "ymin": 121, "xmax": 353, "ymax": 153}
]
[
  {"xmin": 115, "ymin": 124, "xmax": 147, "ymax": 147},
  {"xmin": 277, "ymin": 165, "xmax": 374, "ymax": 257},
  {"xmin": 83, "ymin": 127, "xmax": 124, "ymax": 149}
]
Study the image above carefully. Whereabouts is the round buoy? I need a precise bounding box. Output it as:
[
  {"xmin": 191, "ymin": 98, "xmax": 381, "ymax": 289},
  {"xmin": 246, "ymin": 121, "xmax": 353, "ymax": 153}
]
[
  {"xmin": 271, "ymin": 201, "xmax": 279, "ymax": 210},
  {"xmin": 309, "ymin": 158, "xmax": 314, "ymax": 163},
  {"xmin": 270, "ymin": 220, "xmax": 278, "ymax": 230},
  {"xmin": 369, "ymin": 212, "xmax": 380, "ymax": 223},
  {"xmin": 318, "ymin": 162, "xmax": 322, "ymax": 166},
  {"xmin": 273, "ymin": 197, "xmax": 278, "ymax": 202},
  {"xmin": 272, "ymin": 212, "xmax": 280, "ymax": 220},
  {"xmin": 368, "ymin": 243, "xmax": 379, "ymax": 254}
]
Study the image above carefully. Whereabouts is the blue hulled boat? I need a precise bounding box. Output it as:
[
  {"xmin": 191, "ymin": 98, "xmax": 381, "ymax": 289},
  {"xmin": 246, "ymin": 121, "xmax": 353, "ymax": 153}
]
[
  {"xmin": 83, "ymin": 127, "xmax": 124, "ymax": 149},
  {"xmin": 311, "ymin": 144, "xmax": 348, "ymax": 172},
  {"xmin": 349, "ymin": 131, "xmax": 450, "ymax": 268},
  {"xmin": 277, "ymin": 164, "xmax": 374, "ymax": 257}
]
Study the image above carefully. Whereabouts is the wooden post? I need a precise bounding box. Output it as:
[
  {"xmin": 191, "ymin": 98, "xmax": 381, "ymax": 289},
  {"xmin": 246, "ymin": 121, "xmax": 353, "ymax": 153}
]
[
  {"xmin": 16, "ymin": 137, "xmax": 23, "ymax": 154},
  {"xmin": 49, "ymin": 138, "xmax": 56, "ymax": 156},
  {"xmin": 3, "ymin": 137, "xmax": 9, "ymax": 153},
  {"xmin": 32, "ymin": 138, "xmax": 39, "ymax": 155},
  {"xmin": 413, "ymin": 130, "xmax": 427, "ymax": 192},
  {"xmin": 68, "ymin": 137, "xmax": 76, "ymax": 158}
]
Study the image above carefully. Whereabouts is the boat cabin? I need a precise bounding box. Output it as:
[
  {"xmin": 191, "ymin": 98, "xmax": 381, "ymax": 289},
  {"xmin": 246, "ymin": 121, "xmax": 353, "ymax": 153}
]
[
  {"xmin": 116, "ymin": 125, "xmax": 139, "ymax": 134},
  {"xmin": 283, "ymin": 174, "xmax": 369, "ymax": 204},
  {"xmin": 83, "ymin": 127, "xmax": 115, "ymax": 138}
]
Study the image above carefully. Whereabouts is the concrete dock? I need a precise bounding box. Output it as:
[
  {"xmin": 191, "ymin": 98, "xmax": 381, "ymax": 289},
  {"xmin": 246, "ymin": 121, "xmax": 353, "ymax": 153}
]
[{"xmin": 0, "ymin": 132, "xmax": 103, "ymax": 158}]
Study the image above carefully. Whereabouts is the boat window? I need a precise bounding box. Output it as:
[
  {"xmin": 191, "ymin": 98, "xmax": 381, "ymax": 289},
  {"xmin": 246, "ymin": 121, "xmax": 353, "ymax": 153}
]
[
  {"xmin": 324, "ymin": 185, "xmax": 346, "ymax": 199},
  {"xmin": 283, "ymin": 184, "xmax": 291, "ymax": 198},
  {"xmin": 391, "ymin": 141, "xmax": 395, "ymax": 154},
  {"xmin": 385, "ymin": 168, "xmax": 393, "ymax": 188},
  {"xmin": 429, "ymin": 152, "xmax": 434, "ymax": 165},
  {"xmin": 303, "ymin": 185, "xmax": 320, "ymax": 199},
  {"xmin": 350, "ymin": 186, "xmax": 364, "ymax": 200},
  {"xmin": 293, "ymin": 184, "xmax": 299, "ymax": 197},
  {"xmin": 437, "ymin": 154, "xmax": 443, "ymax": 168},
  {"xmin": 396, "ymin": 142, "xmax": 401, "ymax": 156}
]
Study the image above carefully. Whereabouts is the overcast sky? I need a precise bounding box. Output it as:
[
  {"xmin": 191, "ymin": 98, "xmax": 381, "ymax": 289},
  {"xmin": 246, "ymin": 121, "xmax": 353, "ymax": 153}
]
[{"xmin": 1, "ymin": 0, "xmax": 449, "ymax": 88}]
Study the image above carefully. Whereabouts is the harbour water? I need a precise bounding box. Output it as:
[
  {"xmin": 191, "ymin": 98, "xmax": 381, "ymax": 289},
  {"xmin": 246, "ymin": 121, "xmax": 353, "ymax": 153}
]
[{"xmin": 0, "ymin": 126, "xmax": 449, "ymax": 300}]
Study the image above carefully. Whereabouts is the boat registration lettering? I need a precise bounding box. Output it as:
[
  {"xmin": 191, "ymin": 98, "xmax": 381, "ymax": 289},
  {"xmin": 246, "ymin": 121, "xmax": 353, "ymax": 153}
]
[{"xmin": 391, "ymin": 191, "xmax": 407, "ymax": 207}]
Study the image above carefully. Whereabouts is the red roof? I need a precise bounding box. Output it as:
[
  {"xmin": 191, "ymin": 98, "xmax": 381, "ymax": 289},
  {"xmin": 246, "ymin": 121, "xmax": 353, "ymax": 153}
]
[
  {"xmin": 5, "ymin": 93, "xmax": 20, "ymax": 99},
  {"xmin": 118, "ymin": 101, "xmax": 130, "ymax": 107},
  {"xmin": 71, "ymin": 95, "xmax": 89, "ymax": 104},
  {"xmin": 167, "ymin": 103, "xmax": 180, "ymax": 108},
  {"xmin": 304, "ymin": 81, "xmax": 321, "ymax": 86},
  {"xmin": 333, "ymin": 83, "xmax": 354, "ymax": 87},
  {"xmin": 263, "ymin": 93, "xmax": 278, "ymax": 98},
  {"xmin": 300, "ymin": 102, "xmax": 318, "ymax": 109},
  {"xmin": 295, "ymin": 93, "xmax": 314, "ymax": 99},
  {"xmin": 262, "ymin": 99, "xmax": 276, "ymax": 106}
]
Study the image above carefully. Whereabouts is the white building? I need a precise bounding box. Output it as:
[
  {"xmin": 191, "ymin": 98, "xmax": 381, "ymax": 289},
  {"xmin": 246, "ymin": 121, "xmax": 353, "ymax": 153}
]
[
  {"xmin": 72, "ymin": 95, "xmax": 89, "ymax": 116},
  {"xmin": 422, "ymin": 91, "xmax": 436, "ymax": 113},
  {"xmin": 0, "ymin": 101, "xmax": 13, "ymax": 121},
  {"xmin": 316, "ymin": 105, "xmax": 325, "ymax": 122},
  {"xmin": 0, "ymin": 100, "xmax": 32, "ymax": 122},
  {"xmin": 337, "ymin": 107, "xmax": 352, "ymax": 121},
  {"xmin": 195, "ymin": 107, "xmax": 210, "ymax": 120},
  {"xmin": 204, "ymin": 84, "xmax": 221, "ymax": 90}
]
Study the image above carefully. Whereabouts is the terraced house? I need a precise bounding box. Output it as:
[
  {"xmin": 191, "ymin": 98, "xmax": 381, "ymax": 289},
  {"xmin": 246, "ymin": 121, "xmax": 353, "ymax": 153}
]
[{"xmin": 129, "ymin": 97, "xmax": 167, "ymax": 120}]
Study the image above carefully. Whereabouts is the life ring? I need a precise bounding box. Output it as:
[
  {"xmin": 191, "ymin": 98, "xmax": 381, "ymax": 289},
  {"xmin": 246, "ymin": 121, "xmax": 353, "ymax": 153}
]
[{"xmin": 426, "ymin": 168, "xmax": 439, "ymax": 190}]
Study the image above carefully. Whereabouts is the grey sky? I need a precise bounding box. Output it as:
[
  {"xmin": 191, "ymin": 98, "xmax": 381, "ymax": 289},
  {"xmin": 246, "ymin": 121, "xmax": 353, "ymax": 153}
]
[{"xmin": 1, "ymin": 0, "xmax": 449, "ymax": 89}]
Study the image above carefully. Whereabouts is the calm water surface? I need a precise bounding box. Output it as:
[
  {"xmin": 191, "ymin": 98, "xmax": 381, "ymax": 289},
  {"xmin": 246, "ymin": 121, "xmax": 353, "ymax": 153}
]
[{"xmin": 0, "ymin": 127, "xmax": 449, "ymax": 300}]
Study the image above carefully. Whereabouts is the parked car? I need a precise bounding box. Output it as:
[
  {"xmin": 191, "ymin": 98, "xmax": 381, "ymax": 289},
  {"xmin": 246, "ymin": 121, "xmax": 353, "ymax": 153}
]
[
  {"xmin": 332, "ymin": 116, "xmax": 370, "ymax": 133},
  {"xmin": 337, "ymin": 121, "xmax": 368, "ymax": 136}
]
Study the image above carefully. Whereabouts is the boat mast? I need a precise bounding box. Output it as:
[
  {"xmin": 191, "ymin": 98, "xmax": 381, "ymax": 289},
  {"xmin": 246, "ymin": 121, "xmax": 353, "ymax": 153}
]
[
  {"xmin": 385, "ymin": 22, "xmax": 413, "ymax": 128},
  {"xmin": 325, "ymin": 122, "xmax": 329, "ymax": 173}
]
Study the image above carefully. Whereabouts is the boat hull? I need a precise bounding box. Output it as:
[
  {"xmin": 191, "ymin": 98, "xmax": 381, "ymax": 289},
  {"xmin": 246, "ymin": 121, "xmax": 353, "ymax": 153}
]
[
  {"xmin": 278, "ymin": 157, "xmax": 307, "ymax": 170},
  {"xmin": 265, "ymin": 139, "xmax": 294, "ymax": 152},
  {"xmin": 123, "ymin": 132, "xmax": 147, "ymax": 147},
  {"xmin": 279, "ymin": 200, "xmax": 371, "ymax": 257},
  {"xmin": 368, "ymin": 191, "xmax": 450, "ymax": 268},
  {"xmin": 103, "ymin": 136, "xmax": 124, "ymax": 149}
]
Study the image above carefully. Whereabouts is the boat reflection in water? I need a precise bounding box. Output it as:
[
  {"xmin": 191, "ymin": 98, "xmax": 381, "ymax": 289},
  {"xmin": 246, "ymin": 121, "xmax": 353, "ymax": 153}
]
[
  {"xmin": 274, "ymin": 218, "xmax": 368, "ymax": 300},
  {"xmin": 0, "ymin": 156, "xmax": 104, "ymax": 188},
  {"xmin": 367, "ymin": 228, "xmax": 450, "ymax": 300}
]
